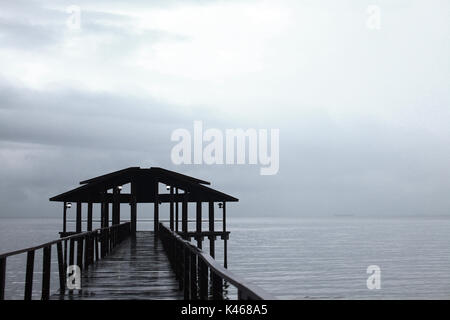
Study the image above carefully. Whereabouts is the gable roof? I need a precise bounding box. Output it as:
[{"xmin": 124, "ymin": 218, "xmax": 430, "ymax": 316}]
[{"xmin": 49, "ymin": 167, "xmax": 238, "ymax": 203}]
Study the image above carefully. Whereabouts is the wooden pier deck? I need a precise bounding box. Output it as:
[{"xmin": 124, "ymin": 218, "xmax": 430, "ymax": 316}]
[{"xmin": 53, "ymin": 232, "xmax": 183, "ymax": 300}]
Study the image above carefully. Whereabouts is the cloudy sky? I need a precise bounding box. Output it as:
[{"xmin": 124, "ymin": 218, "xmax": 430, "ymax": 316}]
[{"xmin": 0, "ymin": 0, "xmax": 449, "ymax": 218}]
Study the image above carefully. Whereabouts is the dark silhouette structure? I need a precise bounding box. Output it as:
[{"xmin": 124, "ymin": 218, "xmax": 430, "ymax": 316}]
[
  {"xmin": 50, "ymin": 167, "xmax": 237, "ymax": 263},
  {"xmin": 0, "ymin": 167, "xmax": 275, "ymax": 300}
]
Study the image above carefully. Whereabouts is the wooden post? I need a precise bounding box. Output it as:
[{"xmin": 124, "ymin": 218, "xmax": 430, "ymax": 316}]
[
  {"xmin": 184, "ymin": 247, "xmax": 190, "ymax": 299},
  {"xmin": 41, "ymin": 246, "xmax": 51, "ymax": 300},
  {"xmin": 154, "ymin": 180, "xmax": 159, "ymax": 233},
  {"xmin": 196, "ymin": 201, "xmax": 202, "ymax": 248},
  {"xmin": 131, "ymin": 182, "xmax": 137, "ymax": 235},
  {"xmin": 69, "ymin": 239, "xmax": 75, "ymax": 266},
  {"xmin": 112, "ymin": 187, "xmax": 120, "ymax": 225},
  {"xmin": 175, "ymin": 188, "xmax": 179, "ymax": 232},
  {"xmin": 77, "ymin": 239, "xmax": 83, "ymax": 271},
  {"xmin": 190, "ymin": 252, "xmax": 197, "ymax": 299},
  {"xmin": 63, "ymin": 202, "xmax": 67, "ymax": 234},
  {"xmin": 170, "ymin": 187, "xmax": 174, "ymax": 231},
  {"xmin": 198, "ymin": 258, "xmax": 208, "ymax": 300},
  {"xmin": 104, "ymin": 201, "xmax": 109, "ymax": 228},
  {"xmin": 182, "ymin": 193, "xmax": 188, "ymax": 238},
  {"xmin": 223, "ymin": 201, "xmax": 227, "ymax": 268},
  {"xmin": 212, "ymin": 272, "xmax": 223, "ymax": 300},
  {"xmin": 87, "ymin": 202, "xmax": 93, "ymax": 231},
  {"xmin": 0, "ymin": 257, "xmax": 6, "ymax": 300},
  {"xmin": 57, "ymin": 242, "xmax": 65, "ymax": 294},
  {"xmin": 209, "ymin": 201, "xmax": 215, "ymax": 258},
  {"xmin": 24, "ymin": 251, "xmax": 34, "ymax": 300},
  {"xmin": 76, "ymin": 202, "xmax": 82, "ymax": 233}
]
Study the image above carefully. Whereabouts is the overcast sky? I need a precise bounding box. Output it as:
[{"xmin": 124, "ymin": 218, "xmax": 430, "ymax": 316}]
[{"xmin": 0, "ymin": 0, "xmax": 449, "ymax": 219}]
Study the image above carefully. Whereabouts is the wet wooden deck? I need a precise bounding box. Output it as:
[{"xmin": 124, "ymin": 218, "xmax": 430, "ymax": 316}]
[{"xmin": 53, "ymin": 231, "xmax": 183, "ymax": 300}]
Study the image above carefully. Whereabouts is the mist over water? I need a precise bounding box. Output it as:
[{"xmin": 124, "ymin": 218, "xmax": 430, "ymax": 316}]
[{"xmin": 1, "ymin": 217, "xmax": 449, "ymax": 299}]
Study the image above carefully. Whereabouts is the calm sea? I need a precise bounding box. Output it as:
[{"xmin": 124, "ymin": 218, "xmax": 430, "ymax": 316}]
[{"xmin": 0, "ymin": 217, "xmax": 449, "ymax": 299}]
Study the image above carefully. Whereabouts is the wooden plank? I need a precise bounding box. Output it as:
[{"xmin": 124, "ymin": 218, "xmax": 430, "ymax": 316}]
[
  {"xmin": 52, "ymin": 232, "xmax": 183, "ymax": 300},
  {"xmin": 24, "ymin": 251, "xmax": 35, "ymax": 300}
]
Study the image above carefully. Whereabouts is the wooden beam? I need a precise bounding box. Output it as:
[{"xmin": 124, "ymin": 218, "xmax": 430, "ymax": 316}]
[{"xmin": 51, "ymin": 192, "xmax": 238, "ymax": 204}]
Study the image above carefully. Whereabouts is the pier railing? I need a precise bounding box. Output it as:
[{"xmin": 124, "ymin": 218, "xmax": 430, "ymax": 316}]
[
  {"xmin": 158, "ymin": 223, "xmax": 275, "ymax": 300},
  {"xmin": 0, "ymin": 222, "xmax": 131, "ymax": 300}
]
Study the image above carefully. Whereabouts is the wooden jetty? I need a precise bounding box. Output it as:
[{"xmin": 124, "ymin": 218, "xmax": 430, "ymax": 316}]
[{"xmin": 0, "ymin": 167, "xmax": 274, "ymax": 300}]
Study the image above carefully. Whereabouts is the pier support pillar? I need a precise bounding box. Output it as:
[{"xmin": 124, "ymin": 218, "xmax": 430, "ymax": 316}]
[
  {"xmin": 196, "ymin": 201, "xmax": 202, "ymax": 248},
  {"xmin": 112, "ymin": 187, "xmax": 120, "ymax": 225},
  {"xmin": 131, "ymin": 182, "xmax": 137, "ymax": 235},
  {"xmin": 175, "ymin": 188, "xmax": 179, "ymax": 232},
  {"xmin": 76, "ymin": 202, "xmax": 82, "ymax": 233},
  {"xmin": 154, "ymin": 180, "xmax": 159, "ymax": 233},
  {"xmin": 182, "ymin": 193, "xmax": 188, "ymax": 239},
  {"xmin": 169, "ymin": 187, "xmax": 174, "ymax": 231},
  {"xmin": 63, "ymin": 202, "xmax": 67, "ymax": 234},
  {"xmin": 222, "ymin": 202, "xmax": 227, "ymax": 268},
  {"xmin": 209, "ymin": 201, "xmax": 215, "ymax": 258},
  {"xmin": 87, "ymin": 202, "xmax": 93, "ymax": 231}
]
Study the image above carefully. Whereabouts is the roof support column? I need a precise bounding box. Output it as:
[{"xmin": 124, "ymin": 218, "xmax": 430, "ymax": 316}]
[
  {"xmin": 175, "ymin": 188, "xmax": 179, "ymax": 232},
  {"xmin": 87, "ymin": 202, "xmax": 93, "ymax": 231},
  {"xmin": 209, "ymin": 201, "xmax": 215, "ymax": 258},
  {"xmin": 222, "ymin": 202, "xmax": 227, "ymax": 268},
  {"xmin": 63, "ymin": 202, "xmax": 67, "ymax": 234},
  {"xmin": 169, "ymin": 187, "xmax": 174, "ymax": 231},
  {"xmin": 154, "ymin": 180, "xmax": 159, "ymax": 234},
  {"xmin": 182, "ymin": 193, "xmax": 188, "ymax": 239},
  {"xmin": 112, "ymin": 187, "xmax": 120, "ymax": 225},
  {"xmin": 101, "ymin": 199, "xmax": 109, "ymax": 228},
  {"xmin": 76, "ymin": 202, "xmax": 82, "ymax": 233},
  {"xmin": 196, "ymin": 201, "xmax": 202, "ymax": 248},
  {"xmin": 130, "ymin": 182, "xmax": 137, "ymax": 235}
]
